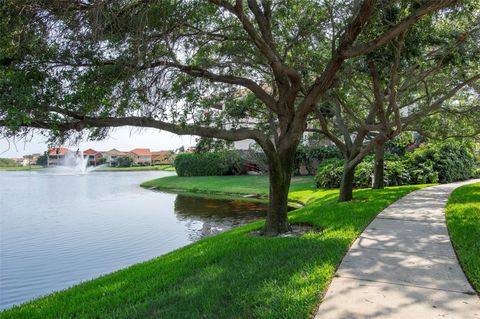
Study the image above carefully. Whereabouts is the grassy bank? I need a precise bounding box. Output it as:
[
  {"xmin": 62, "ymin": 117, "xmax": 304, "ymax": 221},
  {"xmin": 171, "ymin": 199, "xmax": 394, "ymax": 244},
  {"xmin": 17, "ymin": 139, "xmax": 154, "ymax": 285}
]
[
  {"xmin": 2, "ymin": 176, "xmax": 428, "ymax": 319},
  {"xmin": 141, "ymin": 175, "xmax": 315, "ymax": 203},
  {"xmin": 446, "ymin": 182, "xmax": 480, "ymax": 293},
  {"xmin": 0, "ymin": 165, "xmax": 44, "ymax": 171},
  {"xmin": 98, "ymin": 165, "xmax": 175, "ymax": 172}
]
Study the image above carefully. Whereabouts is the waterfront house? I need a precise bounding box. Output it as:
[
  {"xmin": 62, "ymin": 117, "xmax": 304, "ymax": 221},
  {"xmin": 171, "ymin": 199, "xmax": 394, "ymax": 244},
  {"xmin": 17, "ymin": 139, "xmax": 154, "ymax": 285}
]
[
  {"xmin": 151, "ymin": 151, "xmax": 174, "ymax": 165},
  {"xmin": 82, "ymin": 149, "xmax": 103, "ymax": 166},
  {"xmin": 101, "ymin": 149, "xmax": 127, "ymax": 166},
  {"xmin": 47, "ymin": 148, "xmax": 70, "ymax": 166},
  {"xmin": 21, "ymin": 153, "xmax": 41, "ymax": 166},
  {"xmin": 128, "ymin": 148, "xmax": 152, "ymax": 165},
  {"xmin": 12, "ymin": 158, "xmax": 25, "ymax": 166}
]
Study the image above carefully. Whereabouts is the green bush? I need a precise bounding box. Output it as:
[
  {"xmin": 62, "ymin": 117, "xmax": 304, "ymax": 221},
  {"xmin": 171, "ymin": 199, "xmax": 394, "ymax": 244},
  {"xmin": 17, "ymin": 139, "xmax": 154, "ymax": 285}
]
[
  {"xmin": 295, "ymin": 145, "xmax": 342, "ymax": 175},
  {"xmin": 384, "ymin": 160, "xmax": 411, "ymax": 186},
  {"xmin": 314, "ymin": 158, "xmax": 344, "ymax": 188},
  {"xmin": 353, "ymin": 158, "xmax": 410, "ymax": 188},
  {"xmin": 407, "ymin": 160, "xmax": 439, "ymax": 184},
  {"xmin": 472, "ymin": 167, "xmax": 480, "ymax": 179},
  {"xmin": 116, "ymin": 156, "xmax": 134, "ymax": 167},
  {"xmin": 174, "ymin": 151, "xmax": 246, "ymax": 177},
  {"xmin": 314, "ymin": 142, "xmax": 474, "ymax": 189},
  {"xmin": 354, "ymin": 161, "xmax": 374, "ymax": 188},
  {"xmin": 0, "ymin": 158, "xmax": 19, "ymax": 167},
  {"xmin": 315, "ymin": 159, "xmax": 374, "ymax": 189},
  {"xmin": 385, "ymin": 132, "xmax": 414, "ymax": 156},
  {"xmin": 315, "ymin": 154, "xmax": 446, "ymax": 189},
  {"xmin": 407, "ymin": 142, "xmax": 475, "ymax": 183}
]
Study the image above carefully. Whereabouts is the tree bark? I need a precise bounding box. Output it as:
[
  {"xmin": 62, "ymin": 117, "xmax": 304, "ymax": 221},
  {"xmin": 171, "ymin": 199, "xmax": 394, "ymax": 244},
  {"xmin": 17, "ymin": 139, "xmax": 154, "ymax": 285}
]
[
  {"xmin": 339, "ymin": 161, "xmax": 356, "ymax": 202},
  {"xmin": 373, "ymin": 140, "xmax": 385, "ymax": 189},
  {"xmin": 263, "ymin": 146, "xmax": 296, "ymax": 236}
]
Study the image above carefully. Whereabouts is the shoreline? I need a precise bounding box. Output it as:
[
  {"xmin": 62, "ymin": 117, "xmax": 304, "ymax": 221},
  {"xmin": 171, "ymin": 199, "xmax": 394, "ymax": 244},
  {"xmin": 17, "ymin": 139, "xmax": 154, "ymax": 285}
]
[
  {"xmin": 0, "ymin": 166, "xmax": 44, "ymax": 171},
  {"xmin": 95, "ymin": 165, "xmax": 175, "ymax": 172},
  {"xmin": 0, "ymin": 165, "xmax": 175, "ymax": 172},
  {"xmin": 141, "ymin": 175, "xmax": 316, "ymax": 206}
]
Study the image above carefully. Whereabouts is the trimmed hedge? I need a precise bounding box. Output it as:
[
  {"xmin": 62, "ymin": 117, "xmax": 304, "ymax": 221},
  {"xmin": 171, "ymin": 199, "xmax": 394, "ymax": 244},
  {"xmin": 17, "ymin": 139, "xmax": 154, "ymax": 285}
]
[
  {"xmin": 174, "ymin": 151, "xmax": 245, "ymax": 177},
  {"xmin": 315, "ymin": 142, "xmax": 475, "ymax": 189}
]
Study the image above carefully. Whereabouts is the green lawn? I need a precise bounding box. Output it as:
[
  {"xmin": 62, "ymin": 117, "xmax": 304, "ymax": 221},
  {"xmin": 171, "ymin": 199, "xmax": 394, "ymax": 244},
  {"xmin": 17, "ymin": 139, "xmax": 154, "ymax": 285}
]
[
  {"xmin": 446, "ymin": 182, "xmax": 480, "ymax": 293},
  {"xmin": 1, "ymin": 176, "xmax": 428, "ymax": 319},
  {"xmin": 0, "ymin": 165, "xmax": 44, "ymax": 171},
  {"xmin": 97, "ymin": 165, "xmax": 175, "ymax": 172}
]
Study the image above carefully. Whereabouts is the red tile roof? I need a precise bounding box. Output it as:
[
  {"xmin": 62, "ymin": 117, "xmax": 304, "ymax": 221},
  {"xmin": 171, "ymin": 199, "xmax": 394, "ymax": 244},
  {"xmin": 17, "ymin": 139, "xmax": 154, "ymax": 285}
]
[
  {"xmin": 130, "ymin": 148, "xmax": 151, "ymax": 156},
  {"xmin": 48, "ymin": 147, "xmax": 70, "ymax": 156},
  {"xmin": 151, "ymin": 151, "xmax": 170, "ymax": 156},
  {"xmin": 102, "ymin": 149, "xmax": 126, "ymax": 156},
  {"xmin": 82, "ymin": 148, "xmax": 99, "ymax": 155}
]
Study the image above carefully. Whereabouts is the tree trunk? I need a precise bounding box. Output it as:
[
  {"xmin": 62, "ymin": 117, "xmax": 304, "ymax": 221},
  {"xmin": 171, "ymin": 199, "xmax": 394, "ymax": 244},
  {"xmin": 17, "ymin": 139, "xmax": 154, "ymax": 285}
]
[
  {"xmin": 339, "ymin": 161, "xmax": 356, "ymax": 202},
  {"xmin": 373, "ymin": 140, "xmax": 385, "ymax": 189},
  {"xmin": 263, "ymin": 147, "xmax": 296, "ymax": 236}
]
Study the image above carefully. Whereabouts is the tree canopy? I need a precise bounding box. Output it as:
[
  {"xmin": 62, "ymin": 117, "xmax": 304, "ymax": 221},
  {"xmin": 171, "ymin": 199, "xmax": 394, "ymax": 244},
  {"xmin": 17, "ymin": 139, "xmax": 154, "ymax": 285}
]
[
  {"xmin": 0, "ymin": 0, "xmax": 473, "ymax": 234},
  {"xmin": 306, "ymin": 1, "xmax": 479, "ymax": 195}
]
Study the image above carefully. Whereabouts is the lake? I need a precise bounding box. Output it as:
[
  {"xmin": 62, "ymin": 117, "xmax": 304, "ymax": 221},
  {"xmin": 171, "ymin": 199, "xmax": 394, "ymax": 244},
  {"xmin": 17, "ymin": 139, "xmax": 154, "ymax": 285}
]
[{"xmin": 0, "ymin": 170, "xmax": 267, "ymax": 310}]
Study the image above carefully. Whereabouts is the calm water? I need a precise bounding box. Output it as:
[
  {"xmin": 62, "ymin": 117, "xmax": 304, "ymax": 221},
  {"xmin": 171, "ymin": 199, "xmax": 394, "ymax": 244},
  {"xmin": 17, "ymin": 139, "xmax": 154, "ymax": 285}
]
[{"xmin": 0, "ymin": 170, "xmax": 266, "ymax": 310}]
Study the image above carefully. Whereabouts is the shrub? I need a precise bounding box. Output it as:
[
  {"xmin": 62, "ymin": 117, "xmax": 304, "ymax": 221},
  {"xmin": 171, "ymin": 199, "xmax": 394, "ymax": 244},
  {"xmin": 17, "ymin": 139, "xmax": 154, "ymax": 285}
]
[
  {"xmin": 385, "ymin": 132, "xmax": 414, "ymax": 156},
  {"xmin": 116, "ymin": 156, "xmax": 134, "ymax": 167},
  {"xmin": 174, "ymin": 151, "xmax": 247, "ymax": 177},
  {"xmin": 295, "ymin": 145, "xmax": 342, "ymax": 175},
  {"xmin": 354, "ymin": 161, "xmax": 374, "ymax": 188},
  {"xmin": 237, "ymin": 149, "xmax": 268, "ymax": 174},
  {"xmin": 407, "ymin": 142, "xmax": 475, "ymax": 183},
  {"xmin": 308, "ymin": 142, "xmax": 474, "ymax": 189},
  {"xmin": 314, "ymin": 158, "xmax": 344, "ymax": 188},
  {"xmin": 435, "ymin": 143, "xmax": 475, "ymax": 182},
  {"xmin": 0, "ymin": 158, "xmax": 19, "ymax": 167},
  {"xmin": 408, "ymin": 160, "xmax": 439, "ymax": 184},
  {"xmin": 315, "ymin": 155, "xmax": 440, "ymax": 189},
  {"xmin": 384, "ymin": 160, "xmax": 411, "ymax": 186},
  {"xmin": 472, "ymin": 167, "xmax": 480, "ymax": 179},
  {"xmin": 225, "ymin": 151, "xmax": 248, "ymax": 175}
]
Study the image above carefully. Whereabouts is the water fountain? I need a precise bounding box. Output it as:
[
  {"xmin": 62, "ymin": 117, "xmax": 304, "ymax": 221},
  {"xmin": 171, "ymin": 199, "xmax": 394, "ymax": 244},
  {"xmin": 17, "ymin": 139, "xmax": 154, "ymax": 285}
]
[{"xmin": 50, "ymin": 150, "xmax": 103, "ymax": 175}]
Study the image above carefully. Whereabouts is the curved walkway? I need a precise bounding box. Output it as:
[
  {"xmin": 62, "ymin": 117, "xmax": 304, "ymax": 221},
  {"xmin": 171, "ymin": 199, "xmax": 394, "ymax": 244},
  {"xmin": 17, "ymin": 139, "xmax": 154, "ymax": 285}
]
[{"xmin": 315, "ymin": 180, "xmax": 480, "ymax": 319}]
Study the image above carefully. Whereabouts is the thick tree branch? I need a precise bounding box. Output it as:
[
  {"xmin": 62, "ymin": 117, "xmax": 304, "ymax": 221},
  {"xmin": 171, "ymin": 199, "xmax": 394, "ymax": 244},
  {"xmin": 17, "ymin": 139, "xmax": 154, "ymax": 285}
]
[
  {"xmin": 408, "ymin": 127, "xmax": 480, "ymax": 141},
  {"xmin": 387, "ymin": 32, "xmax": 406, "ymax": 136},
  {"xmin": 333, "ymin": 97, "xmax": 353, "ymax": 149},
  {"xmin": 402, "ymin": 74, "xmax": 480, "ymax": 125},
  {"xmin": 367, "ymin": 59, "xmax": 387, "ymax": 128},
  {"xmin": 314, "ymin": 107, "xmax": 347, "ymax": 155},
  {"xmin": 295, "ymin": 0, "xmax": 376, "ymax": 133},
  {"xmin": 335, "ymin": 94, "xmax": 367, "ymax": 128},
  {"xmin": 343, "ymin": 0, "xmax": 460, "ymax": 58},
  {"xmin": 0, "ymin": 115, "xmax": 274, "ymax": 149},
  {"xmin": 148, "ymin": 60, "xmax": 278, "ymax": 111}
]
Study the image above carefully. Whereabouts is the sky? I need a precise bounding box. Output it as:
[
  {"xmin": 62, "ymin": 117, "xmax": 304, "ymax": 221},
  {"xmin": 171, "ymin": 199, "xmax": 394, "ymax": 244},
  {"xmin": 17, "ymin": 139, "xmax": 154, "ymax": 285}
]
[{"xmin": 0, "ymin": 127, "xmax": 196, "ymax": 158}]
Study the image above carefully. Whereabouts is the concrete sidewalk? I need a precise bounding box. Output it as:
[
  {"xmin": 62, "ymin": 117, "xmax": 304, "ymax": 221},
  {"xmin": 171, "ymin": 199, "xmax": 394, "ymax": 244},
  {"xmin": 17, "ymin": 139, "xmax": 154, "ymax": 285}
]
[{"xmin": 315, "ymin": 180, "xmax": 480, "ymax": 319}]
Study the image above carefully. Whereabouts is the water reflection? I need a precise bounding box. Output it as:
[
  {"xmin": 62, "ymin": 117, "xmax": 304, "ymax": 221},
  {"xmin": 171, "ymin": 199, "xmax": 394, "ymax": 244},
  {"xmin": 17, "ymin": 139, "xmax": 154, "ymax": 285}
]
[{"xmin": 174, "ymin": 195, "xmax": 267, "ymax": 240}]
